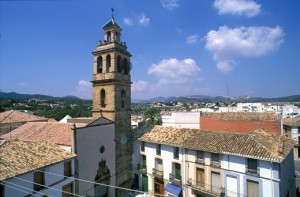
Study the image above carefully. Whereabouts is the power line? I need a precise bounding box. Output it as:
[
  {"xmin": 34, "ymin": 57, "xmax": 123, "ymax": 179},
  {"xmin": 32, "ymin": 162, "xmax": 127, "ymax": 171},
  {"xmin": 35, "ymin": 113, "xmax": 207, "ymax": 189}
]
[
  {"xmin": 0, "ymin": 181, "xmax": 40, "ymax": 197},
  {"xmin": 12, "ymin": 176, "xmax": 84, "ymax": 197},
  {"xmin": 33, "ymin": 169, "xmax": 166, "ymax": 197},
  {"xmin": 2, "ymin": 180, "xmax": 53, "ymax": 197}
]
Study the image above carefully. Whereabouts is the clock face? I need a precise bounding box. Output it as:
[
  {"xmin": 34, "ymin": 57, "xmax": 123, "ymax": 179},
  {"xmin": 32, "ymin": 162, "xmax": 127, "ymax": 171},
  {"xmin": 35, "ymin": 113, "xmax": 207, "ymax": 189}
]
[{"xmin": 121, "ymin": 133, "xmax": 127, "ymax": 145}]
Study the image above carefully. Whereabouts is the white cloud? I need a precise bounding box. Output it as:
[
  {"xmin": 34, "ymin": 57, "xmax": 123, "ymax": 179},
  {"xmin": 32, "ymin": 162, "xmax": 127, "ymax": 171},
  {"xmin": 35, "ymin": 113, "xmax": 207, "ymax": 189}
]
[
  {"xmin": 214, "ymin": 0, "xmax": 261, "ymax": 17},
  {"xmin": 123, "ymin": 17, "xmax": 133, "ymax": 26},
  {"xmin": 132, "ymin": 80, "xmax": 148, "ymax": 92},
  {"xmin": 161, "ymin": 0, "xmax": 179, "ymax": 10},
  {"xmin": 138, "ymin": 13, "xmax": 150, "ymax": 25},
  {"xmin": 205, "ymin": 26, "xmax": 284, "ymax": 72},
  {"xmin": 176, "ymin": 27, "xmax": 182, "ymax": 34},
  {"xmin": 148, "ymin": 58, "xmax": 201, "ymax": 84},
  {"xmin": 74, "ymin": 80, "xmax": 92, "ymax": 99},
  {"xmin": 187, "ymin": 34, "xmax": 200, "ymax": 44}
]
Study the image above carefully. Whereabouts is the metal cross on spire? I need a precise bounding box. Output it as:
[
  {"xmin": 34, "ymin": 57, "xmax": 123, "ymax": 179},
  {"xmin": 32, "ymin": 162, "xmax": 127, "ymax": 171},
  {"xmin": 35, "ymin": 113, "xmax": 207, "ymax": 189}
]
[{"xmin": 111, "ymin": 8, "xmax": 115, "ymax": 19}]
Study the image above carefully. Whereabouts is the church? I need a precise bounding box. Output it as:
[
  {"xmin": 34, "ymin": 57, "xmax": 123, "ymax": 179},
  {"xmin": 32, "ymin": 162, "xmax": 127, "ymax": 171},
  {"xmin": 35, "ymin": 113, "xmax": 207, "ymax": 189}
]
[{"xmin": 73, "ymin": 15, "xmax": 134, "ymax": 197}]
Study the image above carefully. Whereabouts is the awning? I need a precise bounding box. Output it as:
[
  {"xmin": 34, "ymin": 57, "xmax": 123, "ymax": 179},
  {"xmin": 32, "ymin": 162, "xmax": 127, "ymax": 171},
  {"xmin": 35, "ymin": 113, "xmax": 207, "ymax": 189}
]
[{"xmin": 164, "ymin": 182, "xmax": 182, "ymax": 196}]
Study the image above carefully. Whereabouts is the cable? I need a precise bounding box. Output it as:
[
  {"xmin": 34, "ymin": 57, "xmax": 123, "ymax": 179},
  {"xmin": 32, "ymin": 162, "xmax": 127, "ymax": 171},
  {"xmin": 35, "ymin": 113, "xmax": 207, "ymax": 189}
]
[
  {"xmin": 2, "ymin": 180, "xmax": 53, "ymax": 197},
  {"xmin": 0, "ymin": 181, "xmax": 40, "ymax": 197},
  {"xmin": 12, "ymin": 176, "xmax": 84, "ymax": 197},
  {"xmin": 33, "ymin": 169, "xmax": 166, "ymax": 197}
]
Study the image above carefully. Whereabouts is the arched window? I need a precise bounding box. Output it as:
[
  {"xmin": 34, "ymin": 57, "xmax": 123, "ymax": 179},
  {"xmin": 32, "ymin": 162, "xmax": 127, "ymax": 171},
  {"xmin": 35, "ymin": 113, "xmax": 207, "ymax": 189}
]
[
  {"xmin": 115, "ymin": 32, "xmax": 120, "ymax": 42},
  {"xmin": 97, "ymin": 56, "xmax": 103, "ymax": 73},
  {"xmin": 100, "ymin": 89, "xmax": 106, "ymax": 107},
  {"xmin": 123, "ymin": 58, "xmax": 129, "ymax": 74},
  {"xmin": 107, "ymin": 32, "xmax": 111, "ymax": 42},
  {"xmin": 121, "ymin": 90, "xmax": 126, "ymax": 108},
  {"xmin": 106, "ymin": 54, "xmax": 111, "ymax": 73},
  {"xmin": 117, "ymin": 56, "xmax": 122, "ymax": 73}
]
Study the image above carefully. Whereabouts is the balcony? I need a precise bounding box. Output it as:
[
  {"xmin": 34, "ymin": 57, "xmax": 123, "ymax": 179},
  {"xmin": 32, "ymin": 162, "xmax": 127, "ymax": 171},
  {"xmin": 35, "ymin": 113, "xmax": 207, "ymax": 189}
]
[
  {"xmin": 211, "ymin": 161, "xmax": 220, "ymax": 168},
  {"xmin": 246, "ymin": 167, "xmax": 258, "ymax": 176},
  {"xmin": 137, "ymin": 163, "xmax": 147, "ymax": 175},
  {"xmin": 152, "ymin": 168, "xmax": 164, "ymax": 180},
  {"xmin": 196, "ymin": 157, "xmax": 205, "ymax": 164},
  {"xmin": 186, "ymin": 178, "xmax": 225, "ymax": 197},
  {"xmin": 169, "ymin": 173, "xmax": 182, "ymax": 186}
]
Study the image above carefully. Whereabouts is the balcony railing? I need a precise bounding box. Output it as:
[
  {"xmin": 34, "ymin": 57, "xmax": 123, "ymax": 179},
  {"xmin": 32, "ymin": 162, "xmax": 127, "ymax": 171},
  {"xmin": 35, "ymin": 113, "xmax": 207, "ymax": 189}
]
[
  {"xmin": 137, "ymin": 163, "xmax": 147, "ymax": 175},
  {"xmin": 169, "ymin": 173, "xmax": 182, "ymax": 186},
  {"xmin": 152, "ymin": 168, "xmax": 164, "ymax": 180},
  {"xmin": 196, "ymin": 157, "xmax": 205, "ymax": 164},
  {"xmin": 186, "ymin": 178, "xmax": 225, "ymax": 197},
  {"xmin": 211, "ymin": 161, "xmax": 220, "ymax": 168},
  {"xmin": 246, "ymin": 167, "xmax": 258, "ymax": 175}
]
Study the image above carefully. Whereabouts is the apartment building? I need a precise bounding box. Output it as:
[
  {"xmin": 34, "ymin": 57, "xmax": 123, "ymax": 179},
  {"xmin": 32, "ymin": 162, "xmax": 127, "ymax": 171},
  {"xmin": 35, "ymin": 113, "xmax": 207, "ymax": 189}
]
[
  {"xmin": 0, "ymin": 140, "xmax": 76, "ymax": 197},
  {"xmin": 133, "ymin": 126, "xmax": 295, "ymax": 197},
  {"xmin": 283, "ymin": 118, "xmax": 300, "ymax": 159}
]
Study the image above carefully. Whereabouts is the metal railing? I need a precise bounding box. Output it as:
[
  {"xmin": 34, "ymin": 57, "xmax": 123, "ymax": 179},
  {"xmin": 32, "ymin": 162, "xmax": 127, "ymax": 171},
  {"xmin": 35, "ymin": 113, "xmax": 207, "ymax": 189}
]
[
  {"xmin": 211, "ymin": 161, "xmax": 221, "ymax": 168},
  {"xmin": 196, "ymin": 157, "xmax": 205, "ymax": 164},
  {"xmin": 186, "ymin": 178, "xmax": 225, "ymax": 196},
  {"xmin": 169, "ymin": 173, "xmax": 182, "ymax": 186},
  {"xmin": 137, "ymin": 163, "xmax": 147, "ymax": 175},
  {"xmin": 152, "ymin": 168, "xmax": 164, "ymax": 180}
]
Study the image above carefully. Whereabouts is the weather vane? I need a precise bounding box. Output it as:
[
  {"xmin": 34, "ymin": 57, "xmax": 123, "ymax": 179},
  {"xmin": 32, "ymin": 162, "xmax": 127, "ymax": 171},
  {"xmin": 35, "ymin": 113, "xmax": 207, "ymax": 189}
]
[{"xmin": 111, "ymin": 8, "xmax": 115, "ymax": 19}]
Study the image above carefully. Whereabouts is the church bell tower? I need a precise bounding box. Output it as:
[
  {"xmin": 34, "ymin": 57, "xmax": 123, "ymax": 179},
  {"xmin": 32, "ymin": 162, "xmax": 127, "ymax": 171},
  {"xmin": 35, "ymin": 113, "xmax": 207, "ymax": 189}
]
[{"xmin": 92, "ymin": 15, "xmax": 132, "ymax": 195}]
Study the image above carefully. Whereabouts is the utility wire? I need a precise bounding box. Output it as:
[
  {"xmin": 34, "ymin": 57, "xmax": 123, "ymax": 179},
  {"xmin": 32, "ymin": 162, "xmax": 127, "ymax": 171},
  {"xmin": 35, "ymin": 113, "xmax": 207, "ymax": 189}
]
[
  {"xmin": 33, "ymin": 169, "xmax": 166, "ymax": 197},
  {"xmin": 12, "ymin": 176, "xmax": 84, "ymax": 197},
  {"xmin": 0, "ymin": 181, "xmax": 40, "ymax": 197},
  {"xmin": 2, "ymin": 180, "xmax": 53, "ymax": 197}
]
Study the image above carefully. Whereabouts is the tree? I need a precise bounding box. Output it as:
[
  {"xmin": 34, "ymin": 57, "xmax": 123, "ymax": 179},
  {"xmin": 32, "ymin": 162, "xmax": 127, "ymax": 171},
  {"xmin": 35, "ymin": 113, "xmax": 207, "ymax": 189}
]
[{"xmin": 142, "ymin": 108, "xmax": 162, "ymax": 125}]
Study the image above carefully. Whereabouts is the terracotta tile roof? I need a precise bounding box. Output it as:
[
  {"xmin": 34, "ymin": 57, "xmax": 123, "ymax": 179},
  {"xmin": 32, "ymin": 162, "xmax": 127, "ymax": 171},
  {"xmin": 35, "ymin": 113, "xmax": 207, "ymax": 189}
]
[
  {"xmin": 138, "ymin": 125, "xmax": 294, "ymax": 162},
  {"xmin": 283, "ymin": 118, "xmax": 300, "ymax": 127},
  {"xmin": 0, "ymin": 140, "xmax": 76, "ymax": 181},
  {"xmin": 201, "ymin": 112, "xmax": 279, "ymax": 121},
  {"xmin": 0, "ymin": 110, "xmax": 48, "ymax": 124},
  {"xmin": 0, "ymin": 122, "xmax": 87, "ymax": 146}
]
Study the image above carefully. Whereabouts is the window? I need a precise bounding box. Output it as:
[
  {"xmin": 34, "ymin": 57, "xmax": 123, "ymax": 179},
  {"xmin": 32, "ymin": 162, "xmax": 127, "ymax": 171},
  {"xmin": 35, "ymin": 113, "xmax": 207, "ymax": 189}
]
[
  {"xmin": 156, "ymin": 144, "xmax": 161, "ymax": 155},
  {"xmin": 196, "ymin": 151, "xmax": 204, "ymax": 164},
  {"xmin": 107, "ymin": 32, "xmax": 111, "ymax": 42},
  {"xmin": 173, "ymin": 163, "xmax": 181, "ymax": 180},
  {"xmin": 247, "ymin": 159, "xmax": 258, "ymax": 175},
  {"xmin": 211, "ymin": 172, "xmax": 220, "ymax": 193},
  {"xmin": 247, "ymin": 180, "xmax": 259, "ymax": 197},
  {"xmin": 62, "ymin": 182, "xmax": 73, "ymax": 197},
  {"xmin": 100, "ymin": 89, "xmax": 106, "ymax": 107},
  {"xmin": 106, "ymin": 54, "xmax": 111, "ymax": 72},
  {"xmin": 174, "ymin": 147, "xmax": 179, "ymax": 159},
  {"xmin": 123, "ymin": 58, "xmax": 129, "ymax": 74},
  {"xmin": 141, "ymin": 141, "xmax": 145, "ymax": 152},
  {"xmin": 121, "ymin": 90, "xmax": 125, "ymax": 108},
  {"xmin": 0, "ymin": 183, "xmax": 4, "ymax": 197},
  {"xmin": 64, "ymin": 161, "xmax": 72, "ymax": 177},
  {"xmin": 155, "ymin": 158, "xmax": 163, "ymax": 172},
  {"xmin": 34, "ymin": 170, "xmax": 45, "ymax": 191},
  {"xmin": 117, "ymin": 55, "xmax": 122, "ymax": 73},
  {"xmin": 211, "ymin": 153, "xmax": 220, "ymax": 167},
  {"xmin": 196, "ymin": 168, "xmax": 205, "ymax": 188},
  {"xmin": 97, "ymin": 56, "xmax": 103, "ymax": 73}
]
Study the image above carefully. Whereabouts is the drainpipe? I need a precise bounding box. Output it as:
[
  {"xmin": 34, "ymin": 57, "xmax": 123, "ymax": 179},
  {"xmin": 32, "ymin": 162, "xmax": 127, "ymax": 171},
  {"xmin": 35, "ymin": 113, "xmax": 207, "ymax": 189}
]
[{"xmin": 271, "ymin": 161, "xmax": 274, "ymax": 197}]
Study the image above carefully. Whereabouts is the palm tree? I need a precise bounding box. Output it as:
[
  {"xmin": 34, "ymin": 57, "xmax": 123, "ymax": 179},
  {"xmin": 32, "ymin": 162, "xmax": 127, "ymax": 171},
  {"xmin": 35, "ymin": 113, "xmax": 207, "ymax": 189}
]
[{"xmin": 142, "ymin": 108, "xmax": 162, "ymax": 125}]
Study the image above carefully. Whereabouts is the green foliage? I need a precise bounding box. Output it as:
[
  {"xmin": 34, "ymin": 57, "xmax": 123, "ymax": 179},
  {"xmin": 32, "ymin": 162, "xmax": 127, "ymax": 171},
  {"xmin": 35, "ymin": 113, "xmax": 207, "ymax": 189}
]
[{"xmin": 142, "ymin": 107, "xmax": 162, "ymax": 125}]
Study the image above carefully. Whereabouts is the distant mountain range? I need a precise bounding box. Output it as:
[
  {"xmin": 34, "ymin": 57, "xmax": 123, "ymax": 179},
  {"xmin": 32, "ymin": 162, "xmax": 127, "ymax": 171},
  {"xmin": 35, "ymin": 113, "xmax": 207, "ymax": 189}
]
[
  {"xmin": 0, "ymin": 91, "xmax": 82, "ymax": 100},
  {"xmin": 1, "ymin": 91, "xmax": 300, "ymax": 103}
]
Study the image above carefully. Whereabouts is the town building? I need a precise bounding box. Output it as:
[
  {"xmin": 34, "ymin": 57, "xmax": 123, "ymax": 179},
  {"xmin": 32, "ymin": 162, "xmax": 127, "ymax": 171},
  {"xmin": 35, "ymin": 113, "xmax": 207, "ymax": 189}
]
[
  {"xmin": 283, "ymin": 118, "xmax": 300, "ymax": 159},
  {"xmin": 162, "ymin": 112, "xmax": 200, "ymax": 129},
  {"xmin": 200, "ymin": 112, "xmax": 281, "ymax": 134},
  {"xmin": 0, "ymin": 110, "xmax": 49, "ymax": 136},
  {"xmin": 133, "ymin": 125, "xmax": 295, "ymax": 197},
  {"xmin": 0, "ymin": 122, "xmax": 86, "ymax": 152},
  {"xmin": 0, "ymin": 140, "xmax": 76, "ymax": 197}
]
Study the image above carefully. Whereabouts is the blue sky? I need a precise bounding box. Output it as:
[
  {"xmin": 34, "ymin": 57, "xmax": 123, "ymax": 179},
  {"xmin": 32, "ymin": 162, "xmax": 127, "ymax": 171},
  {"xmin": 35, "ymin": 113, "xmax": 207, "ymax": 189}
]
[{"xmin": 1, "ymin": 0, "xmax": 299, "ymax": 99}]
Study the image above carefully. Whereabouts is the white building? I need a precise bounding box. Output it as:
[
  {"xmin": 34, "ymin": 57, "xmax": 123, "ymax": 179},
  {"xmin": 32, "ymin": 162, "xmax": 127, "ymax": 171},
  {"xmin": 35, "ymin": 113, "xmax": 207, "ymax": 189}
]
[
  {"xmin": 133, "ymin": 126, "xmax": 295, "ymax": 197},
  {"xmin": 237, "ymin": 103, "xmax": 264, "ymax": 112},
  {"xmin": 283, "ymin": 118, "xmax": 300, "ymax": 159},
  {"xmin": 0, "ymin": 140, "xmax": 76, "ymax": 197},
  {"xmin": 162, "ymin": 112, "xmax": 200, "ymax": 129}
]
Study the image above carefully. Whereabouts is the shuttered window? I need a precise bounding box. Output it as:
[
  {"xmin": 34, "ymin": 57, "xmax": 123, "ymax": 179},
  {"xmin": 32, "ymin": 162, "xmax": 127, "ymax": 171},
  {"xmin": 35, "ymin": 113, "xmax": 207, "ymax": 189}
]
[{"xmin": 247, "ymin": 180, "xmax": 259, "ymax": 197}]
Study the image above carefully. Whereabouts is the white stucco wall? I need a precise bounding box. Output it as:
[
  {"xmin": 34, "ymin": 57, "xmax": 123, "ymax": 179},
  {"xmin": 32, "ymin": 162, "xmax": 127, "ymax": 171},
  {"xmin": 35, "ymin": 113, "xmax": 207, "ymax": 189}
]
[
  {"xmin": 162, "ymin": 112, "xmax": 200, "ymax": 129},
  {"xmin": 4, "ymin": 160, "xmax": 75, "ymax": 197},
  {"xmin": 75, "ymin": 123, "xmax": 116, "ymax": 197}
]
